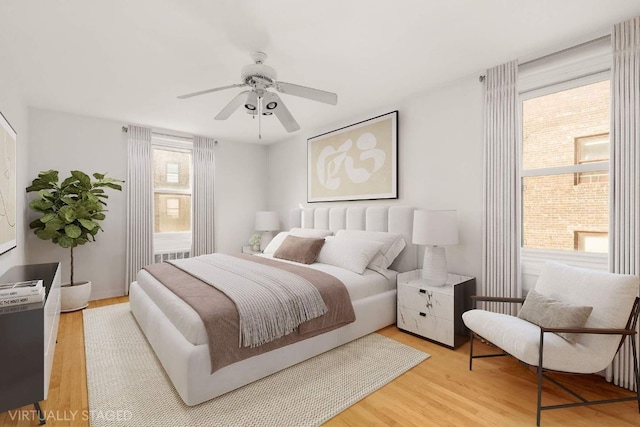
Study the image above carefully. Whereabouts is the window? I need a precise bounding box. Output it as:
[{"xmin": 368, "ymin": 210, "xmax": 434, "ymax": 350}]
[
  {"xmin": 152, "ymin": 141, "xmax": 192, "ymax": 260},
  {"xmin": 166, "ymin": 198, "xmax": 180, "ymax": 218},
  {"xmin": 575, "ymin": 133, "xmax": 609, "ymax": 184},
  {"xmin": 521, "ymin": 78, "xmax": 609, "ymax": 254},
  {"xmin": 575, "ymin": 231, "xmax": 608, "ymax": 253},
  {"xmin": 166, "ymin": 163, "xmax": 179, "ymax": 183}
]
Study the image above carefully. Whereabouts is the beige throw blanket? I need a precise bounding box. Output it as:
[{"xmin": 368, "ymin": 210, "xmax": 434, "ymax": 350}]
[
  {"xmin": 168, "ymin": 254, "xmax": 328, "ymax": 348},
  {"xmin": 143, "ymin": 254, "xmax": 356, "ymax": 373}
]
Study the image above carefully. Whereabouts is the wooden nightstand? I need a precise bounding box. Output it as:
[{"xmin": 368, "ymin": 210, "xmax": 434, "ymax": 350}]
[
  {"xmin": 397, "ymin": 269, "xmax": 475, "ymax": 348},
  {"xmin": 242, "ymin": 245, "xmax": 262, "ymax": 255}
]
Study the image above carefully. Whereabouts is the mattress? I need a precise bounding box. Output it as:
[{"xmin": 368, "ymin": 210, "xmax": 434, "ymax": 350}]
[{"xmin": 135, "ymin": 255, "xmax": 397, "ymax": 346}]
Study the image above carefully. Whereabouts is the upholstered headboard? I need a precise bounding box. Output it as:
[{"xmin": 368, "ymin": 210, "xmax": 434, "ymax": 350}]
[{"xmin": 289, "ymin": 206, "xmax": 418, "ymax": 273}]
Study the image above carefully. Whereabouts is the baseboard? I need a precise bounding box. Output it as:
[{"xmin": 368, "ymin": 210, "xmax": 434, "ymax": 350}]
[{"xmin": 90, "ymin": 288, "xmax": 126, "ymax": 301}]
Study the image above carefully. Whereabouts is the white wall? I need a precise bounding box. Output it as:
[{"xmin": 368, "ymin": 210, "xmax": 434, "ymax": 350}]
[
  {"xmin": 267, "ymin": 75, "xmax": 484, "ymax": 286},
  {"xmin": 213, "ymin": 140, "xmax": 268, "ymax": 254},
  {"xmin": 28, "ymin": 108, "xmax": 268, "ymax": 299},
  {"xmin": 0, "ymin": 74, "xmax": 29, "ymax": 275},
  {"xmin": 27, "ymin": 108, "xmax": 128, "ymax": 300}
]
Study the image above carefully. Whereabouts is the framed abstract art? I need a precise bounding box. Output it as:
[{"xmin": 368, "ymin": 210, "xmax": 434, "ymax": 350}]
[
  {"xmin": 307, "ymin": 111, "xmax": 398, "ymax": 202},
  {"xmin": 0, "ymin": 111, "xmax": 16, "ymax": 255}
]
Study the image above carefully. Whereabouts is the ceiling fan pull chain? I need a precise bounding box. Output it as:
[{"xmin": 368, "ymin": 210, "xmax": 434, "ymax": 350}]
[{"xmin": 258, "ymin": 94, "xmax": 262, "ymax": 139}]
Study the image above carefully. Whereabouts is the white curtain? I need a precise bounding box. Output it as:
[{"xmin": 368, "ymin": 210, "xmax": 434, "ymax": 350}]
[
  {"xmin": 609, "ymin": 16, "xmax": 640, "ymax": 392},
  {"xmin": 482, "ymin": 61, "xmax": 521, "ymax": 315},
  {"xmin": 125, "ymin": 125, "xmax": 154, "ymax": 294},
  {"xmin": 191, "ymin": 136, "xmax": 216, "ymax": 256}
]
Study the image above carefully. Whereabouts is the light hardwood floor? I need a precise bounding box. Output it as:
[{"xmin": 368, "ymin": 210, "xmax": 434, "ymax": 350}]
[{"xmin": 1, "ymin": 296, "xmax": 638, "ymax": 426}]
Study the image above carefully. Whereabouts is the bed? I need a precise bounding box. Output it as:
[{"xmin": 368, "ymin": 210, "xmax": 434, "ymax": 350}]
[{"xmin": 129, "ymin": 206, "xmax": 417, "ymax": 406}]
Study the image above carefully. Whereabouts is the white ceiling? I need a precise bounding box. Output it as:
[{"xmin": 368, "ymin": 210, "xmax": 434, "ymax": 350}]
[{"xmin": 2, "ymin": 1, "xmax": 639, "ymax": 144}]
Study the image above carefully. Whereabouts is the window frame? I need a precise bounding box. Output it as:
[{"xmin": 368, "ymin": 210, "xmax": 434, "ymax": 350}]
[
  {"xmin": 519, "ymin": 70, "xmax": 610, "ymax": 269},
  {"xmin": 574, "ymin": 133, "xmax": 610, "ymax": 185},
  {"xmin": 574, "ymin": 230, "xmax": 608, "ymax": 253},
  {"xmin": 165, "ymin": 197, "xmax": 180, "ymax": 218},
  {"xmin": 166, "ymin": 162, "xmax": 180, "ymax": 184},
  {"xmin": 151, "ymin": 136, "xmax": 194, "ymax": 256}
]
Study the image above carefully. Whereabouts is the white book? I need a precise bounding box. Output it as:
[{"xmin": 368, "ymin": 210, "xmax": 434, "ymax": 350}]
[
  {"xmin": 0, "ymin": 286, "xmax": 45, "ymax": 307},
  {"xmin": 0, "ymin": 280, "xmax": 44, "ymax": 298}
]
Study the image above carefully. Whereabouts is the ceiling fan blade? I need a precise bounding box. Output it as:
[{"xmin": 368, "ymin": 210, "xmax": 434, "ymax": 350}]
[
  {"xmin": 215, "ymin": 91, "xmax": 250, "ymax": 120},
  {"xmin": 266, "ymin": 93, "xmax": 300, "ymax": 132},
  {"xmin": 177, "ymin": 83, "xmax": 247, "ymax": 99},
  {"xmin": 275, "ymin": 81, "xmax": 337, "ymax": 105}
]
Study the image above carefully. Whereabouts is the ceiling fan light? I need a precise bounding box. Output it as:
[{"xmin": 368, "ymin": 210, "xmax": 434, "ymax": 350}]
[
  {"xmin": 266, "ymin": 101, "xmax": 277, "ymax": 110},
  {"xmin": 262, "ymin": 111, "xmax": 273, "ymax": 116},
  {"xmin": 244, "ymin": 91, "xmax": 258, "ymax": 111}
]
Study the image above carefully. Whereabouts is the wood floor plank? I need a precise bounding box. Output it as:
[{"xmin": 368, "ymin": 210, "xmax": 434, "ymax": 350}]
[{"xmin": 1, "ymin": 297, "xmax": 638, "ymax": 426}]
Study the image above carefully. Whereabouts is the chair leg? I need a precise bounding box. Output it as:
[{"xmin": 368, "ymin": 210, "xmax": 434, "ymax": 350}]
[
  {"xmin": 536, "ymin": 330, "xmax": 545, "ymax": 427},
  {"xmin": 632, "ymin": 335, "xmax": 640, "ymax": 413},
  {"xmin": 469, "ymin": 331, "xmax": 474, "ymax": 371},
  {"xmin": 536, "ymin": 364, "xmax": 543, "ymax": 426}
]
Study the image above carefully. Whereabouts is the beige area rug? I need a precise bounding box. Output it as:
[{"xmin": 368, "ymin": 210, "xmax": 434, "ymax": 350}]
[{"xmin": 83, "ymin": 303, "xmax": 429, "ymax": 427}]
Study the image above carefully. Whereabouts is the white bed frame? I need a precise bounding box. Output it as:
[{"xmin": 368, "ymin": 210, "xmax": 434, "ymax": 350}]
[{"xmin": 129, "ymin": 206, "xmax": 417, "ymax": 406}]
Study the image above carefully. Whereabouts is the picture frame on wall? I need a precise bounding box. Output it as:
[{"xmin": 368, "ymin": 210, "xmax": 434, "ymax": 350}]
[
  {"xmin": 0, "ymin": 111, "xmax": 16, "ymax": 255},
  {"xmin": 307, "ymin": 111, "xmax": 398, "ymax": 203}
]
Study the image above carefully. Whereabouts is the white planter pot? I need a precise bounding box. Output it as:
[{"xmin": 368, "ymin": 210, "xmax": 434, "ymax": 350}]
[{"xmin": 60, "ymin": 281, "xmax": 92, "ymax": 312}]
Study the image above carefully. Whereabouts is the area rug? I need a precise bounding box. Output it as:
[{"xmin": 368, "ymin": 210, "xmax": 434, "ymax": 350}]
[{"xmin": 83, "ymin": 303, "xmax": 429, "ymax": 427}]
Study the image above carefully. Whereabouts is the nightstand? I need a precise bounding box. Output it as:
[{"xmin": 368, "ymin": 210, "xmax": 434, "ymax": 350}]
[
  {"xmin": 397, "ymin": 269, "xmax": 475, "ymax": 348},
  {"xmin": 242, "ymin": 245, "xmax": 262, "ymax": 255}
]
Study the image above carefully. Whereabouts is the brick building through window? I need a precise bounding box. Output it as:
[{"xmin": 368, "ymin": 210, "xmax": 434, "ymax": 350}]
[
  {"xmin": 152, "ymin": 140, "xmax": 193, "ymax": 261},
  {"xmin": 521, "ymin": 79, "xmax": 609, "ymax": 253}
]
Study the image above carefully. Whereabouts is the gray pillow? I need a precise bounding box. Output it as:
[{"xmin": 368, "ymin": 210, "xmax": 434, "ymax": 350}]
[
  {"xmin": 518, "ymin": 289, "xmax": 593, "ymax": 343},
  {"xmin": 273, "ymin": 235, "xmax": 325, "ymax": 265}
]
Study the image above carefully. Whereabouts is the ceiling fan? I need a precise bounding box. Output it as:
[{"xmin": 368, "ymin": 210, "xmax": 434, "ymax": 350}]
[{"xmin": 178, "ymin": 52, "xmax": 338, "ymax": 138}]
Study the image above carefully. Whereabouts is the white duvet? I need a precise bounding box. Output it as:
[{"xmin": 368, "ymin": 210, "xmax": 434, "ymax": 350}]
[{"xmin": 136, "ymin": 254, "xmax": 397, "ymax": 346}]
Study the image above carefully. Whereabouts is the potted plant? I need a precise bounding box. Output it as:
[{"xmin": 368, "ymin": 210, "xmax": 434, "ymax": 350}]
[
  {"xmin": 26, "ymin": 170, "xmax": 123, "ymax": 311},
  {"xmin": 249, "ymin": 234, "xmax": 261, "ymax": 252}
]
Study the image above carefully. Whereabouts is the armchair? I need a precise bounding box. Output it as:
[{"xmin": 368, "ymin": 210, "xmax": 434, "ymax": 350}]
[{"xmin": 462, "ymin": 261, "xmax": 640, "ymax": 426}]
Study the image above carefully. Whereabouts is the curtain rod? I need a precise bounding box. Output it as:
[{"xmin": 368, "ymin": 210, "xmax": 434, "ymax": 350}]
[
  {"xmin": 518, "ymin": 34, "xmax": 610, "ymax": 68},
  {"xmin": 478, "ymin": 34, "xmax": 610, "ymax": 84},
  {"xmin": 121, "ymin": 126, "xmax": 196, "ymax": 142}
]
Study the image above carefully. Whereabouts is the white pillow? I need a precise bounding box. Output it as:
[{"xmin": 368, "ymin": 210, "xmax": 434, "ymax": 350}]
[
  {"xmin": 262, "ymin": 232, "xmax": 290, "ymax": 255},
  {"xmin": 316, "ymin": 237, "xmax": 383, "ymax": 274},
  {"xmin": 290, "ymin": 228, "xmax": 333, "ymax": 238},
  {"xmin": 334, "ymin": 230, "xmax": 406, "ymax": 273}
]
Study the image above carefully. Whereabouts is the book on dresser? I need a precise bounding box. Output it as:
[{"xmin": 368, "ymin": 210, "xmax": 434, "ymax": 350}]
[
  {"xmin": 0, "ymin": 281, "xmax": 45, "ymax": 307},
  {"xmin": 0, "ymin": 279, "xmax": 44, "ymax": 297}
]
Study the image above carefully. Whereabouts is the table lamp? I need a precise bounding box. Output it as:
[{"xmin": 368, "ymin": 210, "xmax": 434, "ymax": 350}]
[
  {"xmin": 255, "ymin": 211, "xmax": 280, "ymax": 251},
  {"xmin": 412, "ymin": 209, "xmax": 459, "ymax": 286}
]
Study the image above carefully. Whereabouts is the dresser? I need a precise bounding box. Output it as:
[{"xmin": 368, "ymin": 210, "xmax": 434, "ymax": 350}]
[
  {"xmin": 397, "ymin": 269, "xmax": 475, "ymax": 348},
  {"xmin": 0, "ymin": 263, "xmax": 61, "ymax": 422}
]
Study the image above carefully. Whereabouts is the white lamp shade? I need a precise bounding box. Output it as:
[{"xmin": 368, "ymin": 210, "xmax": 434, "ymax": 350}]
[
  {"xmin": 412, "ymin": 210, "xmax": 459, "ymax": 246},
  {"xmin": 255, "ymin": 211, "xmax": 280, "ymax": 231}
]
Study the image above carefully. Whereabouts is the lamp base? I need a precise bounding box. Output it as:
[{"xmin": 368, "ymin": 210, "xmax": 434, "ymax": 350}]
[
  {"xmin": 260, "ymin": 231, "xmax": 275, "ymax": 252},
  {"xmin": 422, "ymin": 246, "xmax": 448, "ymax": 286}
]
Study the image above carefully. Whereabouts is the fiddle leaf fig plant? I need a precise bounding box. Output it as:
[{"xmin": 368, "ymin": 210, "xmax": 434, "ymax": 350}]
[{"xmin": 26, "ymin": 170, "xmax": 123, "ymax": 285}]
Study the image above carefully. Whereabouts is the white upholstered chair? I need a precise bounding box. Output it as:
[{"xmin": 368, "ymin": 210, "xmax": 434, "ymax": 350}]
[{"xmin": 462, "ymin": 261, "xmax": 640, "ymax": 426}]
